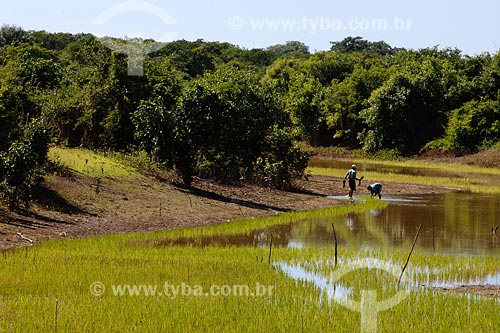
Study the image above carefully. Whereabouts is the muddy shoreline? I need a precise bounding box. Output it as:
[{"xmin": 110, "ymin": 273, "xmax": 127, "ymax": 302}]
[{"xmin": 0, "ymin": 173, "xmax": 454, "ymax": 250}]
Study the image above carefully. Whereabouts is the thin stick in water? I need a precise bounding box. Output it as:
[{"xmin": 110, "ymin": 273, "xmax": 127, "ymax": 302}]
[
  {"xmin": 399, "ymin": 224, "xmax": 422, "ymax": 284},
  {"xmin": 492, "ymin": 224, "xmax": 499, "ymax": 238},
  {"xmin": 331, "ymin": 223, "xmax": 338, "ymax": 268},
  {"xmin": 428, "ymin": 209, "xmax": 435, "ymax": 254},
  {"xmin": 55, "ymin": 298, "xmax": 59, "ymax": 333}
]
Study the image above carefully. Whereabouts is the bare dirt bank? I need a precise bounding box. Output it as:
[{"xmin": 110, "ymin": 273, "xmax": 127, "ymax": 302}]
[{"xmin": 0, "ymin": 172, "xmax": 453, "ymax": 250}]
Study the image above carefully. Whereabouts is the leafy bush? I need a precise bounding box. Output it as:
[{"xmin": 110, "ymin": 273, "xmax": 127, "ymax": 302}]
[
  {"xmin": 1, "ymin": 118, "xmax": 49, "ymax": 210},
  {"xmin": 426, "ymin": 100, "xmax": 500, "ymax": 153},
  {"xmin": 254, "ymin": 127, "xmax": 310, "ymax": 190},
  {"xmin": 173, "ymin": 65, "xmax": 279, "ymax": 186}
]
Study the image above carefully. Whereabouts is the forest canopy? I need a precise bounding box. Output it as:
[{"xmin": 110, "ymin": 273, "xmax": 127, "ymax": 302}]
[{"xmin": 1, "ymin": 25, "xmax": 499, "ymax": 207}]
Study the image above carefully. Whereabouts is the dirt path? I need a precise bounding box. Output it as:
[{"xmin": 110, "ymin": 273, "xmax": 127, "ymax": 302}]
[{"xmin": 0, "ymin": 172, "xmax": 454, "ymax": 250}]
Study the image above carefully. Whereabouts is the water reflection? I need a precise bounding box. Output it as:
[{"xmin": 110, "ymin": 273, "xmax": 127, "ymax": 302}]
[
  {"xmin": 275, "ymin": 261, "xmax": 500, "ymax": 303},
  {"xmin": 157, "ymin": 192, "xmax": 500, "ymax": 255},
  {"xmin": 279, "ymin": 193, "xmax": 500, "ymax": 254},
  {"xmin": 275, "ymin": 261, "xmax": 353, "ymax": 301}
]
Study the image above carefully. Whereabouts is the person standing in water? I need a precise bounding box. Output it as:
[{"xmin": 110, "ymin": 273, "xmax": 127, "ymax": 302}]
[{"xmin": 344, "ymin": 164, "xmax": 362, "ymax": 198}]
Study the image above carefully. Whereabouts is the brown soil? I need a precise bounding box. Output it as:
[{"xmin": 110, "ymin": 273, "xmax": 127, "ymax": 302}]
[
  {"xmin": 415, "ymin": 148, "xmax": 500, "ymax": 168},
  {"xmin": 0, "ymin": 171, "xmax": 452, "ymax": 250},
  {"xmin": 435, "ymin": 285, "xmax": 500, "ymax": 299}
]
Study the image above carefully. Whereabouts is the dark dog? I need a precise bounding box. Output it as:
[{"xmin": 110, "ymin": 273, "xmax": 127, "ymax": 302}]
[{"xmin": 367, "ymin": 183, "xmax": 382, "ymax": 199}]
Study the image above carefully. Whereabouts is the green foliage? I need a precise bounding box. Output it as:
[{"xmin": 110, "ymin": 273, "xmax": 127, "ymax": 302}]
[
  {"xmin": 284, "ymin": 73, "xmax": 323, "ymax": 143},
  {"xmin": 175, "ymin": 65, "xmax": 282, "ymax": 185},
  {"xmin": 132, "ymin": 99, "xmax": 176, "ymax": 166},
  {"xmin": 156, "ymin": 39, "xmax": 235, "ymax": 77},
  {"xmin": 267, "ymin": 41, "xmax": 310, "ymax": 55},
  {"xmin": 320, "ymin": 65, "xmax": 389, "ymax": 146},
  {"xmin": 0, "ymin": 93, "xmax": 20, "ymax": 151},
  {"xmin": 303, "ymin": 51, "xmax": 356, "ymax": 85},
  {"xmin": 429, "ymin": 100, "xmax": 500, "ymax": 152},
  {"xmin": 0, "ymin": 24, "xmax": 33, "ymax": 47},
  {"xmin": 480, "ymin": 53, "xmax": 500, "ymax": 99},
  {"xmin": 359, "ymin": 57, "xmax": 463, "ymax": 154},
  {"xmin": 1, "ymin": 119, "xmax": 49, "ymax": 210},
  {"xmin": 1, "ymin": 44, "xmax": 62, "ymax": 90},
  {"xmin": 1, "ymin": 26, "xmax": 500, "ymax": 190},
  {"xmin": 330, "ymin": 36, "xmax": 401, "ymax": 56},
  {"xmin": 255, "ymin": 127, "xmax": 310, "ymax": 189}
]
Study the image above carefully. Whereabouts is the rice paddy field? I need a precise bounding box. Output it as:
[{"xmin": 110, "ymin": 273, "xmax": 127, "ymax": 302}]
[
  {"xmin": 0, "ymin": 200, "xmax": 499, "ymax": 332},
  {"xmin": 0, "ymin": 152, "xmax": 499, "ymax": 332}
]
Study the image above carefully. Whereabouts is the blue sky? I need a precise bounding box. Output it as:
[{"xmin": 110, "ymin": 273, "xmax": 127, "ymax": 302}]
[{"xmin": 1, "ymin": 0, "xmax": 499, "ymax": 55}]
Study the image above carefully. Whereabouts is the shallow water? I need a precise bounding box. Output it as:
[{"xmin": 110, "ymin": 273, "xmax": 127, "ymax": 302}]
[
  {"xmin": 275, "ymin": 260, "xmax": 500, "ymax": 303},
  {"xmin": 272, "ymin": 192, "xmax": 500, "ymax": 255},
  {"xmin": 161, "ymin": 192, "xmax": 500, "ymax": 255},
  {"xmin": 159, "ymin": 157, "xmax": 500, "ymax": 255}
]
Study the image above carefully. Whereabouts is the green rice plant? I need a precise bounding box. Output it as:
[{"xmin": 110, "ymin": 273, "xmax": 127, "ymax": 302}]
[
  {"xmin": 1, "ymin": 149, "xmax": 498, "ymax": 332},
  {"xmin": 308, "ymin": 166, "xmax": 500, "ymax": 194},
  {"xmin": 312, "ymin": 157, "xmax": 500, "ymax": 176},
  {"xmin": 0, "ymin": 236, "xmax": 498, "ymax": 332}
]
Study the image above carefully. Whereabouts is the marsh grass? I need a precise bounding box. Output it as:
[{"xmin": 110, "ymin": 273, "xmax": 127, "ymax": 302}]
[
  {"xmin": 1, "ymin": 149, "xmax": 498, "ymax": 331},
  {"xmin": 0, "ymin": 237, "xmax": 498, "ymax": 332},
  {"xmin": 308, "ymin": 165, "xmax": 500, "ymax": 194},
  {"xmin": 358, "ymin": 158, "xmax": 500, "ymax": 175}
]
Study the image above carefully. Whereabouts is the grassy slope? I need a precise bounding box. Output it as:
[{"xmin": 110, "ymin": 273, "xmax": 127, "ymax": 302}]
[{"xmin": 48, "ymin": 147, "xmax": 139, "ymax": 178}]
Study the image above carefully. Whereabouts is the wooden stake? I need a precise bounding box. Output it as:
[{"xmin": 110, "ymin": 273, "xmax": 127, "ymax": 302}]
[
  {"xmin": 492, "ymin": 224, "xmax": 499, "ymax": 238},
  {"xmin": 55, "ymin": 298, "xmax": 59, "ymax": 333},
  {"xmin": 429, "ymin": 209, "xmax": 435, "ymax": 254},
  {"xmin": 331, "ymin": 223, "xmax": 338, "ymax": 268},
  {"xmin": 186, "ymin": 192, "xmax": 193, "ymax": 209},
  {"xmin": 399, "ymin": 224, "xmax": 422, "ymax": 284}
]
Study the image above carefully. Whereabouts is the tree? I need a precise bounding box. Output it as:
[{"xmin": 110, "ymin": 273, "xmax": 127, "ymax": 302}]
[
  {"xmin": 156, "ymin": 39, "xmax": 235, "ymax": 77},
  {"xmin": 0, "ymin": 44, "xmax": 62, "ymax": 147},
  {"xmin": 132, "ymin": 99, "xmax": 176, "ymax": 166},
  {"xmin": 101, "ymin": 52, "xmax": 151, "ymax": 149},
  {"xmin": 255, "ymin": 127, "xmax": 309, "ymax": 189},
  {"xmin": 429, "ymin": 100, "xmax": 500, "ymax": 153},
  {"xmin": 1, "ymin": 118, "xmax": 49, "ymax": 210},
  {"xmin": 330, "ymin": 36, "xmax": 400, "ymax": 56},
  {"xmin": 319, "ymin": 65, "xmax": 389, "ymax": 146},
  {"xmin": 303, "ymin": 51, "xmax": 356, "ymax": 86},
  {"xmin": 0, "ymin": 25, "xmax": 32, "ymax": 47},
  {"xmin": 175, "ymin": 65, "xmax": 279, "ymax": 185},
  {"xmin": 284, "ymin": 73, "xmax": 324, "ymax": 144},
  {"xmin": 360, "ymin": 55, "xmax": 464, "ymax": 154},
  {"xmin": 480, "ymin": 52, "xmax": 500, "ymax": 100},
  {"xmin": 267, "ymin": 41, "xmax": 310, "ymax": 55}
]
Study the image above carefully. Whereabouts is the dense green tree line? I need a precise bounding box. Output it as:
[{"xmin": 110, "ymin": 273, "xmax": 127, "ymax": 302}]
[{"xmin": 1, "ymin": 25, "xmax": 499, "ymax": 207}]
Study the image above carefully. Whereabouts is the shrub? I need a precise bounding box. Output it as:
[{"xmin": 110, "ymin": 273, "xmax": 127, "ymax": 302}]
[
  {"xmin": 254, "ymin": 127, "xmax": 310, "ymax": 190},
  {"xmin": 428, "ymin": 100, "xmax": 500, "ymax": 153},
  {"xmin": 0, "ymin": 118, "xmax": 49, "ymax": 210}
]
